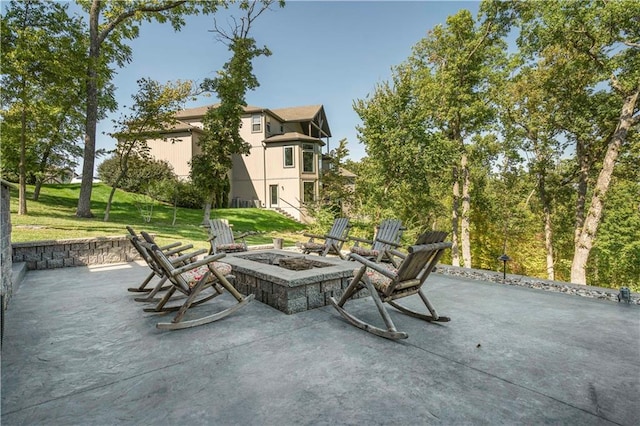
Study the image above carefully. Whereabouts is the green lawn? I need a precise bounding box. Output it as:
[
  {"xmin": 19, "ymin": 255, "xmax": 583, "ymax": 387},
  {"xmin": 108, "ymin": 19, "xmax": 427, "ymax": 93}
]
[{"xmin": 9, "ymin": 183, "xmax": 308, "ymax": 251}]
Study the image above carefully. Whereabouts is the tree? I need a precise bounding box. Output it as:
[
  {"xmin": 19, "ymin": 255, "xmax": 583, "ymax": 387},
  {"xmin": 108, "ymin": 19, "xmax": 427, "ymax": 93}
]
[
  {"xmin": 498, "ymin": 61, "xmax": 565, "ymax": 280},
  {"xmin": 74, "ymin": 0, "xmax": 225, "ymax": 218},
  {"xmin": 0, "ymin": 0, "xmax": 91, "ymax": 212},
  {"xmin": 191, "ymin": 0, "xmax": 283, "ymax": 223},
  {"xmin": 102, "ymin": 78, "xmax": 192, "ymax": 221},
  {"xmin": 353, "ymin": 64, "xmax": 451, "ymax": 228},
  {"xmin": 319, "ymin": 138, "xmax": 354, "ymax": 217},
  {"xmin": 407, "ymin": 3, "xmax": 510, "ymax": 267},
  {"xmin": 511, "ymin": 0, "xmax": 640, "ymax": 284}
]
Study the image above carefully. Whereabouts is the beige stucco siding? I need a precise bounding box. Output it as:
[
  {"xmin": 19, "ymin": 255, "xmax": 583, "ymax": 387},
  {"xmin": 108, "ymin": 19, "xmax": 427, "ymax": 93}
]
[{"xmin": 146, "ymin": 132, "xmax": 199, "ymax": 179}]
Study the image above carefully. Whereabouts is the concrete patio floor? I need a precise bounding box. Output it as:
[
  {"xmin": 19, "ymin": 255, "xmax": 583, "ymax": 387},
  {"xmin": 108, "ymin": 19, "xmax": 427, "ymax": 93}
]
[{"xmin": 2, "ymin": 260, "xmax": 639, "ymax": 425}]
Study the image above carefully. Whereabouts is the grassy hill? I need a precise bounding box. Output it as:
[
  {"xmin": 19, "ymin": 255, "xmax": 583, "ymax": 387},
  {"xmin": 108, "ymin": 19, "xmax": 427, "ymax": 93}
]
[{"xmin": 9, "ymin": 183, "xmax": 308, "ymax": 251}]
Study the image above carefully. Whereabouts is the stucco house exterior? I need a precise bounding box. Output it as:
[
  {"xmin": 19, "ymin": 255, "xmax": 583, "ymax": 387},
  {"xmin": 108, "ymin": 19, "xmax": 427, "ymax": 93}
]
[{"xmin": 145, "ymin": 103, "xmax": 331, "ymax": 223}]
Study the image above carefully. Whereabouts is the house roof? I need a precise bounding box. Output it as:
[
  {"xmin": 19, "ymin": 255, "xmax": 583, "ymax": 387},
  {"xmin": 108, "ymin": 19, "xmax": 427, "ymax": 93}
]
[
  {"xmin": 264, "ymin": 132, "xmax": 325, "ymax": 146},
  {"xmin": 338, "ymin": 167, "xmax": 357, "ymax": 178},
  {"xmin": 271, "ymin": 105, "xmax": 322, "ymax": 121},
  {"xmin": 176, "ymin": 104, "xmax": 331, "ymax": 137},
  {"xmin": 271, "ymin": 105, "xmax": 331, "ymax": 137},
  {"xmin": 176, "ymin": 104, "xmax": 271, "ymax": 120},
  {"xmin": 163, "ymin": 120, "xmax": 204, "ymax": 134}
]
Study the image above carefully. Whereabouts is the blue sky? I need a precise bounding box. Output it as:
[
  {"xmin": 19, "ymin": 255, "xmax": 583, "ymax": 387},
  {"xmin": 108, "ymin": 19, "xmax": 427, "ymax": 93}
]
[{"xmin": 97, "ymin": 1, "xmax": 481, "ymax": 162}]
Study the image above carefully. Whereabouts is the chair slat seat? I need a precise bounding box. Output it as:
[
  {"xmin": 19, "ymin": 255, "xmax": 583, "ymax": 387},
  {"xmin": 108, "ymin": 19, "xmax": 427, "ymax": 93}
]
[{"xmin": 183, "ymin": 262, "xmax": 233, "ymax": 288}]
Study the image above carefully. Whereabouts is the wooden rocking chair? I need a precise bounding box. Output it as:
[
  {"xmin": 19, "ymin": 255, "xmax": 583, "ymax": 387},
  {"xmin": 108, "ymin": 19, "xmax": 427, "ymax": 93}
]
[
  {"xmin": 207, "ymin": 219, "xmax": 249, "ymax": 255},
  {"xmin": 330, "ymin": 236, "xmax": 452, "ymax": 340},
  {"xmin": 349, "ymin": 218, "xmax": 405, "ymax": 266},
  {"xmin": 298, "ymin": 217, "xmax": 351, "ymax": 259},
  {"xmin": 139, "ymin": 231, "xmax": 254, "ymax": 330},
  {"xmin": 125, "ymin": 226, "xmax": 196, "ymax": 295}
]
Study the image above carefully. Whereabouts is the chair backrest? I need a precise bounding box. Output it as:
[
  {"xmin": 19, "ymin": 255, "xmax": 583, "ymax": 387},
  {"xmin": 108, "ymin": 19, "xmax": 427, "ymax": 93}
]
[
  {"xmin": 326, "ymin": 217, "xmax": 351, "ymax": 247},
  {"xmin": 209, "ymin": 219, "xmax": 235, "ymax": 245},
  {"xmin": 126, "ymin": 226, "xmax": 163, "ymax": 274},
  {"xmin": 139, "ymin": 232, "xmax": 191, "ymax": 294},
  {"xmin": 385, "ymin": 241, "xmax": 452, "ymax": 297},
  {"xmin": 371, "ymin": 219, "xmax": 404, "ymax": 252},
  {"xmin": 414, "ymin": 230, "xmax": 448, "ymax": 245}
]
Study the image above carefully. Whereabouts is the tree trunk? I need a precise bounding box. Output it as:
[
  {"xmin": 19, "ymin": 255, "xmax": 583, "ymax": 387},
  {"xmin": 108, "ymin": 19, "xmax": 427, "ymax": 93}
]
[
  {"xmin": 76, "ymin": 0, "xmax": 101, "ymax": 218},
  {"xmin": 543, "ymin": 207, "xmax": 555, "ymax": 280},
  {"xmin": 535, "ymin": 146, "xmax": 555, "ymax": 280},
  {"xmin": 33, "ymin": 144, "xmax": 52, "ymax": 201},
  {"xmin": 18, "ymin": 101, "xmax": 27, "ymax": 215},
  {"xmin": 571, "ymin": 88, "xmax": 638, "ymax": 284},
  {"xmin": 451, "ymin": 166, "xmax": 460, "ymax": 267},
  {"xmin": 574, "ymin": 139, "xmax": 588, "ymax": 251},
  {"xmin": 202, "ymin": 192, "xmax": 214, "ymax": 225},
  {"xmin": 103, "ymin": 184, "xmax": 118, "ymax": 222},
  {"xmin": 461, "ymin": 153, "xmax": 472, "ymax": 268}
]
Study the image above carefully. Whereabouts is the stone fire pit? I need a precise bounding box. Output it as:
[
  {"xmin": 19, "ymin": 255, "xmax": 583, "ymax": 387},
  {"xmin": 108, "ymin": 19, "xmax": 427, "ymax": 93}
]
[{"xmin": 223, "ymin": 249, "xmax": 359, "ymax": 314}]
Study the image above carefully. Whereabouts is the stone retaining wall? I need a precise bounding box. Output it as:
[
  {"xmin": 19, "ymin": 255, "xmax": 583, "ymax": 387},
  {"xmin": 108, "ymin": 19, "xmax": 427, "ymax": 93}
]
[
  {"xmin": 435, "ymin": 264, "xmax": 639, "ymax": 305},
  {"xmin": 1, "ymin": 180, "xmax": 14, "ymax": 311},
  {"xmin": 12, "ymin": 236, "xmax": 140, "ymax": 270}
]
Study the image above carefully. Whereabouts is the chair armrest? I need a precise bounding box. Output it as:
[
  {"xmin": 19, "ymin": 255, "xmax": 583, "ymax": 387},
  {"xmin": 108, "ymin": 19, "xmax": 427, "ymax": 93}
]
[
  {"xmin": 349, "ymin": 236, "xmax": 373, "ymax": 245},
  {"xmin": 235, "ymin": 232, "xmax": 251, "ymax": 239},
  {"xmin": 388, "ymin": 248, "xmax": 407, "ymax": 259},
  {"xmin": 170, "ymin": 252, "xmax": 227, "ymax": 276},
  {"xmin": 376, "ymin": 238, "xmax": 402, "ymax": 247},
  {"xmin": 164, "ymin": 244, "xmax": 194, "ymax": 257},
  {"xmin": 170, "ymin": 248, "xmax": 207, "ymax": 265},
  {"xmin": 303, "ymin": 233, "xmax": 324, "ymax": 240},
  {"xmin": 159, "ymin": 241, "xmax": 182, "ymax": 251},
  {"xmin": 349, "ymin": 253, "xmax": 397, "ymax": 279},
  {"xmin": 326, "ymin": 234, "xmax": 349, "ymax": 243}
]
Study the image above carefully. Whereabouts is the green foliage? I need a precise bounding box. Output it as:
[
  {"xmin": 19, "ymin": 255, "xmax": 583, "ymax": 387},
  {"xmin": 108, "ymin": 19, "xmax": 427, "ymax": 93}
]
[
  {"xmin": 150, "ymin": 178, "xmax": 204, "ymax": 209},
  {"xmin": 318, "ymin": 138, "xmax": 355, "ymax": 216},
  {"xmin": 98, "ymin": 155, "xmax": 176, "ymax": 194},
  {"xmin": 0, "ymin": 0, "xmax": 104, "ymax": 208}
]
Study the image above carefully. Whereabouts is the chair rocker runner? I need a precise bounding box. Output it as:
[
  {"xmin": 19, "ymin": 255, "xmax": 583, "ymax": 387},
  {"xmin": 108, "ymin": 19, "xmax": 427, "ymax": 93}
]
[
  {"xmin": 208, "ymin": 219, "xmax": 249, "ymax": 255},
  {"xmin": 349, "ymin": 219, "xmax": 405, "ymax": 266},
  {"xmin": 330, "ymin": 240, "xmax": 452, "ymax": 340},
  {"xmin": 140, "ymin": 231, "xmax": 253, "ymax": 330},
  {"xmin": 298, "ymin": 217, "xmax": 351, "ymax": 259},
  {"xmin": 125, "ymin": 226, "xmax": 196, "ymax": 296}
]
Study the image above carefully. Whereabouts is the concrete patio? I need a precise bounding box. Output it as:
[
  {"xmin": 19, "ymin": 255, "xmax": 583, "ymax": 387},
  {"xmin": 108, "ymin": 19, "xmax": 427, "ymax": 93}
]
[{"xmin": 2, "ymin": 260, "xmax": 638, "ymax": 425}]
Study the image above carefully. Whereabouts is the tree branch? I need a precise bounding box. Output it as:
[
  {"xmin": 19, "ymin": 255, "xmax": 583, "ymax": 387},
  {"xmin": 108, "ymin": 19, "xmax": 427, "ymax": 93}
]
[{"xmin": 98, "ymin": 1, "xmax": 188, "ymax": 44}]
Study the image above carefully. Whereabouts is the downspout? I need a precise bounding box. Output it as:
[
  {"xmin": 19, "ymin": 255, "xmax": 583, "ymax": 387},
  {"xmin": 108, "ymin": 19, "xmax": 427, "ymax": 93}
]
[{"xmin": 262, "ymin": 140, "xmax": 267, "ymax": 208}]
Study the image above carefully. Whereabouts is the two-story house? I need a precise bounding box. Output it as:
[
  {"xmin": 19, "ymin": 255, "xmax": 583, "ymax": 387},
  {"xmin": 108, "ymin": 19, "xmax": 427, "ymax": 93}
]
[{"xmin": 145, "ymin": 103, "xmax": 331, "ymax": 223}]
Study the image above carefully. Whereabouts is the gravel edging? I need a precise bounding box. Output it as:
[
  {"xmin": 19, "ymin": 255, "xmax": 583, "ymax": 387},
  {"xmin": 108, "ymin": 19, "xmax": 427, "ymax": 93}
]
[{"xmin": 434, "ymin": 264, "xmax": 639, "ymax": 305}]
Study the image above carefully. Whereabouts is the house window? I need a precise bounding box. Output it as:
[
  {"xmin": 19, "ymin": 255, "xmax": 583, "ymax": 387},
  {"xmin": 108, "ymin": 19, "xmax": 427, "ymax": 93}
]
[
  {"xmin": 269, "ymin": 184, "xmax": 278, "ymax": 206},
  {"xmin": 284, "ymin": 146, "xmax": 294, "ymax": 167},
  {"xmin": 280, "ymin": 125, "xmax": 284, "ymax": 133},
  {"xmin": 266, "ymin": 122, "xmax": 271, "ymax": 134},
  {"xmin": 303, "ymin": 181, "xmax": 315, "ymax": 203},
  {"xmin": 302, "ymin": 144, "xmax": 315, "ymax": 173},
  {"xmin": 252, "ymin": 114, "xmax": 261, "ymax": 132}
]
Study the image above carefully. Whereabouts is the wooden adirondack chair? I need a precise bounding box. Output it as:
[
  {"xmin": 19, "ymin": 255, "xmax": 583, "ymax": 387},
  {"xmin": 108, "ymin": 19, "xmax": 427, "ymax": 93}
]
[
  {"xmin": 208, "ymin": 219, "xmax": 249, "ymax": 255},
  {"xmin": 349, "ymin": 219, "xmax": 405, "ymax": 266},
  {"xmin": 330, "ymin": 234, "xmax": 452, "ymax": 339},
  {"xmin": 125, "ymin": 226, "xmax": 196, "ymax": 295},
  {"xmin": 298, "ymin": 217, "xmax": 351, "ymax": 259},
  {"xmin": 139, "ymin": 231, "xmax": 254, "ymax": 330}
]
